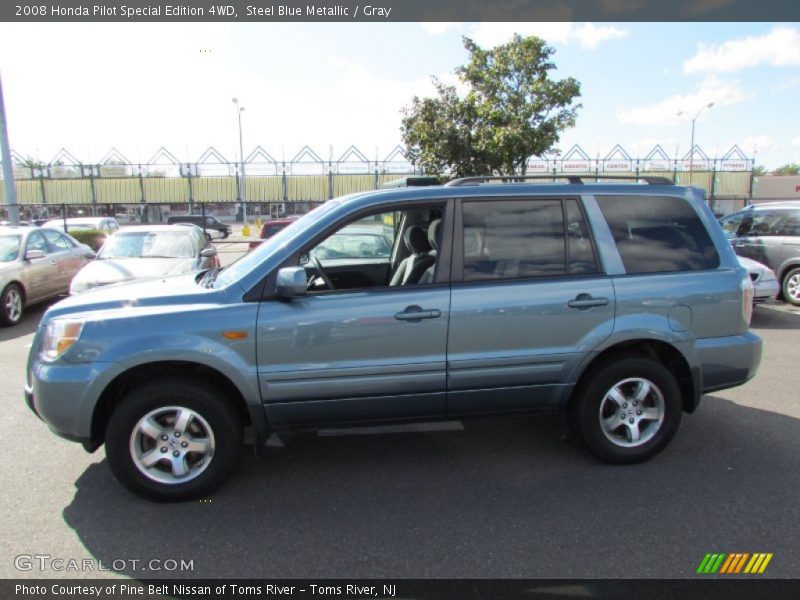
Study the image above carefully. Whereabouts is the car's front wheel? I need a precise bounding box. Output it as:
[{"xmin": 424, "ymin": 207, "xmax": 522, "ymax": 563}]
[
  {"xmin": 105, "ymin": 378, "xmax": 243, "ymax": 501},
  {"xmin": 0, "ymin": 283, "xmax": 24, "ymax": 327},
  {"xmin": 781, "ymin": 267, "xmax": 800, "ymax": 306},
  {"xmin": 569, "ymin": 355, "xmax": 682, "ymax": 464}
]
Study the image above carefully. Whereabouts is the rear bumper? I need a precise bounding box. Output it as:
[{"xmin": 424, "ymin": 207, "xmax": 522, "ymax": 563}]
[{"xmin": 695, "ymin": 331, "xmax": 762, "ymax": 394}]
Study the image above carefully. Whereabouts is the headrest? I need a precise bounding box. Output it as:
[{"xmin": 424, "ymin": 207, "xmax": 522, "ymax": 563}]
[
  {"xmin": 404, "ymin": 225, "xmax": 432, "ymax": 254},
  {"xmin": 427, "ymin": 219, "xmax": 442, "ymax": 251}
]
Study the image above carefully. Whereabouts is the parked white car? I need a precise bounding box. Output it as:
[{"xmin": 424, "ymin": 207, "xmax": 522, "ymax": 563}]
[
  {"xmin": 42, "ymin": 217, "xmax": 120, "ymax": 234},
  {"xmin": 69, "ymin": 225, "xmax": 219, "ymax": 294},
  {"xmin": 738, "ymin": 256, "xmax": 779, "ymax": 303}
]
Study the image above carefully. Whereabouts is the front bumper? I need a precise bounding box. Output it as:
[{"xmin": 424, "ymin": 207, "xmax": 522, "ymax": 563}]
[
  {"xmin": 695, "ymin": 331, "xmax": 763, "ymax": 394},
  {"xmin": 753, "ymin": 278, "xmax": 779, "ymax": 303},
  {"xmin": 26, "ymin": 358, "xmax": 124, "ymax": 445}
]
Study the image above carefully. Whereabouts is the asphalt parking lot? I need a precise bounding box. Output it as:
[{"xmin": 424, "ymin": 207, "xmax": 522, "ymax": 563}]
[{"xmin": 1, "ymin": 300, "xmax": 798, "ymax": 580}]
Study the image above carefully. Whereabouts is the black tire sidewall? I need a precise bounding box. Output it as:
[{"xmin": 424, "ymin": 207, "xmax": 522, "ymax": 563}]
[
  {"xmin": 782, "ymin": 267, "xmax": 800, "ymax": 306},
  {"xmin": 0, "ymin": 284, "xmax": 23, "ymax": 326},
  {"xmin": 105, "ymin": 378, "xmax": 243, "ymax": 501},
  {"xmin": 572, "ymin": 356, "xmax": 682, "ymax": 464}
]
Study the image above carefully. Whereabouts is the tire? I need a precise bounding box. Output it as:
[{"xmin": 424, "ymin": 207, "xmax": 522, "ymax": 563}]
[
  {"xmin": 781, "ymin": 267, "xmax": 800, "ymax": 306},
  {"xmin": 568, "ymin": 354, "xmax": 682, "ymax": 464},
  {"xmin": 0, "ymin": 283, "xmax": 24, "ymax": 327},
  {"xmin": 105, "ymin": 378, "xmax": 243, "ymax": 501}
]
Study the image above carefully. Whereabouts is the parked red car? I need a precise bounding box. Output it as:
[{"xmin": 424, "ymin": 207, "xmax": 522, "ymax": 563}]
[{"xmin": 248, "ymin": 216, "xmax": 300, "ymax": 250}]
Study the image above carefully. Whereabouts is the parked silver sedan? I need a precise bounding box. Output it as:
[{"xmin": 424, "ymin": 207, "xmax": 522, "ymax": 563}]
[
  {"xmin": 0, "ymin": 226, "xmax": 95, "ymax": 326},
  {"xmin": 69, "ymin": 225, "xmax": 219, "ymax": 294}
]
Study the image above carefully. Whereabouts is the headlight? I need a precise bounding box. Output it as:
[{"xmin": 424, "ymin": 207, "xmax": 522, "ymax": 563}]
[
  {"xmin": 761, "ymin": 268, "xmax": 776, "ymax": 282},
  {"xmin": 40, "ymin": 320, "xmax": 85, "ymax": 362}
]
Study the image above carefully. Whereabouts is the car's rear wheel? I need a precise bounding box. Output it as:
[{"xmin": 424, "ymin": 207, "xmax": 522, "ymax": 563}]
[
  {"xmin": 569, "ymin": 355, "xmax": 682, "ymax": 464},
  {"xmin": 105, "ymin": 378, "xmax": 243, "ymax": 501},
  {"xmin": 0, "ymin": 283, "xmax": 24, "ymax": 327},
  {"xmin": 781, "ymin": 267, "xmax": 800, "ymax": 306}
]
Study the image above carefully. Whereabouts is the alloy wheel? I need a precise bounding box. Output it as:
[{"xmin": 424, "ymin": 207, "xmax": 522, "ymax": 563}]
[
  {"xmin": 129, "ymin": 406, "xmax": 215, "ymax": 485},
  {"xmin": 598, "ymin": 377, "xmax": 665, "ymax": 448}
]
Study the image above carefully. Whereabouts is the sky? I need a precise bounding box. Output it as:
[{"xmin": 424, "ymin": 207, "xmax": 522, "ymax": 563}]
[{"xmin": 0, "ymin": 21, "xmax": 798, "ymax": 169}]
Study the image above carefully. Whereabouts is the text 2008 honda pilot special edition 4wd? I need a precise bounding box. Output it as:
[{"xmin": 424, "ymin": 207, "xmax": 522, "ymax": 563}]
[{"xmin": 26, "ymin": 176, "xmax": 762, "ymax": 501}]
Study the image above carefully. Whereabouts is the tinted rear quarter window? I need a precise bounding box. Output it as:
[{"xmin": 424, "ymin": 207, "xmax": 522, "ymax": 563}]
[
  {"xmin": 461, "ymin": 199, "xmax": 598, "ymax": 282},
  {"xmin": 597, "ymin": 195, "xmax": 719, "ymax": 274}
]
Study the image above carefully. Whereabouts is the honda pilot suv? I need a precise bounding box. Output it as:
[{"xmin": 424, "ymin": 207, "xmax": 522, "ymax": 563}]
[{"xmin": 25, "ymin": 176, "xmax": 762, "ymax": 501}]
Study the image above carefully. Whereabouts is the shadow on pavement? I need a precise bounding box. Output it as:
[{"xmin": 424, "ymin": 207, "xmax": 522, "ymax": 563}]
[
  {"xmin": 751, "ymin": 305, "xmax": 800, "ymax": 330},
  {"xmin": 62, "ymin": 396, "xmax": 800, "ymax": 579},
  {"xmin": 0, "ymin": 301, "xmax": 50, "ymax": 342}
]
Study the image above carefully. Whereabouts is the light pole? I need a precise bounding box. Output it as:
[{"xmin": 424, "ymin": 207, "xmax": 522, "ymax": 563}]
[
  {"xmin": 677, "ymin": 102, "xmax": 714, "ymax": 180},
  {"xmin": 232, "ymin": 97, "xmax": 246, "ymax": 224},
  {"xmin": 0, "ymin": 71, "xmax": 20, "ymax": 226}
]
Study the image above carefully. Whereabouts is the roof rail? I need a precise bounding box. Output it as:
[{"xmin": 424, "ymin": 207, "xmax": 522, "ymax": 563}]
[
  {"xmin": 444, "ymin": 174, "xmax": 674, "ymax": 187},
  {"xmin": 382, "ymin": 176, "xmax": 441, "ymax": 189}
]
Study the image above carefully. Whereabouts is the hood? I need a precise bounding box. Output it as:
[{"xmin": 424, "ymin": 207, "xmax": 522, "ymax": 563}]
[
  {"xmin": 736, "ymin": 256, "xmax": 766, "ymax": 271},
  {"xmin": 46, "ymin": 272, "xmax": 227, "ymax": 321},
  {"xmin": 70, "ymin": 257, "xmax": 197, "ymax": 293}
]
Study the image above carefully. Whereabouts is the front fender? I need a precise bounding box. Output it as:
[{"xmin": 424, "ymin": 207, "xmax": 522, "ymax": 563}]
[{"xmin": 65, "ymin": 303, "xmax": 262, "ymax": 407}]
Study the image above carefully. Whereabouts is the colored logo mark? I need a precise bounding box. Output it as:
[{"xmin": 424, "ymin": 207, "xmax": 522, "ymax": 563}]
[{"xmin": 696, "ymin": 553, "xmax": 773, "ymax": 574}]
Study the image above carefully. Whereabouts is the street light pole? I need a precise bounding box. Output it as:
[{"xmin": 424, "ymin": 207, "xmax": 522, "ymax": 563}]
[
  {"xmin": 0, "ymin": 71, "xmax": 20, "ymax": 226},
  {"xmin": 677, "ymin": 102, "xmax": 714, "ymax": 185},
  {"xmin": 232, "ymin": 97, "xmax": 247, "ymax": 224}
]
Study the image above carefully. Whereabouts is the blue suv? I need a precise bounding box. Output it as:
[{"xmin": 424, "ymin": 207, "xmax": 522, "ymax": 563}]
[{"xmin": 26, "ymin": 176, "xmax": 762, "ymax": 500}]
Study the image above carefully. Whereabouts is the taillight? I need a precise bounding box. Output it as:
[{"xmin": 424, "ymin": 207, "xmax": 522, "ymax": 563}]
[{"xmin": 741, "ymin": 274, "xmax": 754, "ymax": 325}]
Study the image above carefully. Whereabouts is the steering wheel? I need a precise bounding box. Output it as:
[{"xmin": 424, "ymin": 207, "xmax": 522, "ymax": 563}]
[{"xmin": 312, "ymin": 256, "xmax": 335, "ymax": 290}]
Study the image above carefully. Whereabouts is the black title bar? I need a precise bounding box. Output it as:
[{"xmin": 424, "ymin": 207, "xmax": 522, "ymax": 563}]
[
  {"xmin": 3, "ymin": 0, "xmax": 797, "ymax": 22},
  {"xmin": 5, "ymin": 579, "xmax": 800, "ymax": 600}
]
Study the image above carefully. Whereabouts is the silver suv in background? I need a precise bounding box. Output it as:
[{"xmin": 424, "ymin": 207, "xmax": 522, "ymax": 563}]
[
  {"xmin": 26, "ymin": 176, "xmax": 762, "ymax": 501},
  {"xmin": 720, "ymin": 201, "xmax": 800, "ymax": 305}
]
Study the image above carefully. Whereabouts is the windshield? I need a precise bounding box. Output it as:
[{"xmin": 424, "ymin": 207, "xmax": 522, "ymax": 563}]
[
  {"xmin": 214, "ymin": 200, "xmax": 341, "ymax": 288},
  {"xmin": 99, "ymin": 231, "xmax": 195, "ymax": 259},
  {"xmin": 0, "ymin": 235, "xmax": 21, "ymax": 262},
  {"xmin": 313, "ymin": 232, "xmax": 391, "ymax": 259}
]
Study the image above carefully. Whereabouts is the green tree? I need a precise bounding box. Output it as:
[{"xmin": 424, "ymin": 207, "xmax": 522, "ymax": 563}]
[
  {"xmin": 773, "ymin": 163, "xmax": 800, "ymax": 176},
  {"xmin": 402, "ymin": 34, "xmax": 581, "ymax": 177},
  {"xmin": 752, "ymin": 165, "xmax": 768, "ymax": 176},
  {"xmin": 401, "ymin": 80, "xmax": 491, "ymax": 176}
]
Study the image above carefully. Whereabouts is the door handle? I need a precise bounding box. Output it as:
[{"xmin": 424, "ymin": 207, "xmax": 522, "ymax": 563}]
[
  {"xmin": 567, "ymin": 294, "xmax": 609, "ymax": 309},
  {"xmin": 394, "ymin": 305, "xmax": 442, "ymax": 321}
]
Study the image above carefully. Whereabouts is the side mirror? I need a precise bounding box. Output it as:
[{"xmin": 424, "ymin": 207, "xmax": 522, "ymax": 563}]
[
  {"xmin": 25, "ymin": 249, "xmax": 45, "ymax": 261},
  {"xmin": 200, "ymin": 247, "xmax": 218, "ymax": 258},
  {"xmin": 276, "ymin": 266, "xmax": 308, "ymax": 299},
  {"xmin": 84, "ymin": 250, "xmax": 96, "ymax": 259}
]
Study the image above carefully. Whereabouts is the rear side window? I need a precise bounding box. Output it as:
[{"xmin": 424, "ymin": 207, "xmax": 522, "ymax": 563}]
[
  {"xmin": 462, "ymin": 199, "xmax": 599, "ymax": 282},
  {"xmin": 597, "ymin": 195, "xmax": 719, "ymax": 274}
]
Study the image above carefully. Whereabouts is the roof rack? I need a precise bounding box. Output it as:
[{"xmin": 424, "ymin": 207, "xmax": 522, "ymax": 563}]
[
  {"xmin": 444, "ymin": 174, "xmax": 674, "ymax": 187},
  {"xmin": 382, "ymin": 176, "xmax": 441, "ymax": 189}
]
